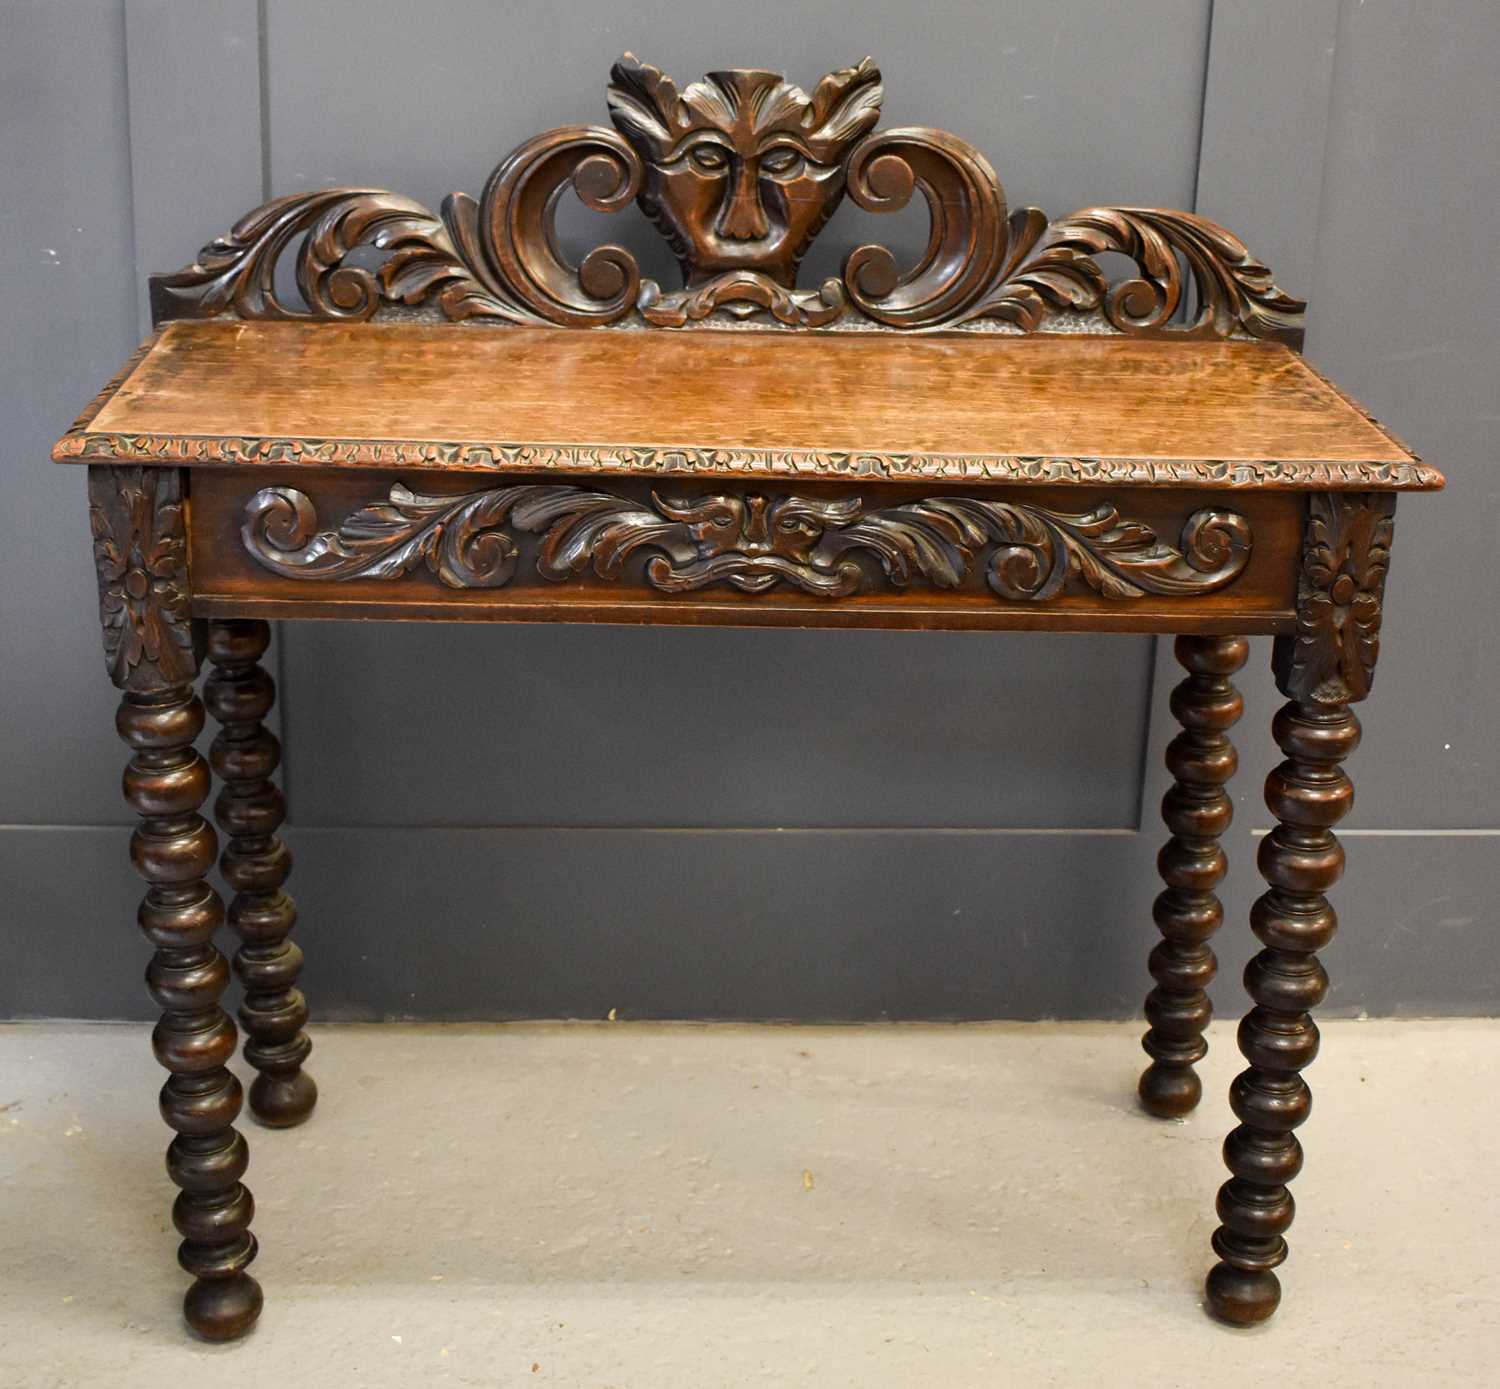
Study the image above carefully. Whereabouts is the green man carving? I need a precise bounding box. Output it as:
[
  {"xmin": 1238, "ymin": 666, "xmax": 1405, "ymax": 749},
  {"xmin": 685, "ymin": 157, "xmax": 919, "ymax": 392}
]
[{"xmin": 607, "ymin": 53, "xmax": 883, "ymax": 291}]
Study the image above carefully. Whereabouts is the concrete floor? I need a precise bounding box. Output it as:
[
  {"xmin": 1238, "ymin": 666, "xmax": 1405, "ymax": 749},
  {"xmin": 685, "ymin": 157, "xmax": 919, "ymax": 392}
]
[{"xmin": 1, "ymin": 1020, "xmax": 1495, "ymax": 1387}]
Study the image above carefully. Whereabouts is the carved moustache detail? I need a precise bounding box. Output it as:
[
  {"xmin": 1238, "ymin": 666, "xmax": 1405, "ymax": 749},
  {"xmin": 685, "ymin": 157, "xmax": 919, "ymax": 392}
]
[
  {"xmin": 242, "ymin": 483, "xmax": 1253, "ymax": 603},
  {"xmin": 149, "ymin": 54, "xmax": 1305, "ymax": 339}
]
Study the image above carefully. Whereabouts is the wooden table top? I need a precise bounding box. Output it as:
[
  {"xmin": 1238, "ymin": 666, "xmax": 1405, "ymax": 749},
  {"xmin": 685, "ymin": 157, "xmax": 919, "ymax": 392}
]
[{"xmin": 54, "ymin": 320, "xmax": 1440, "ymax": 491}]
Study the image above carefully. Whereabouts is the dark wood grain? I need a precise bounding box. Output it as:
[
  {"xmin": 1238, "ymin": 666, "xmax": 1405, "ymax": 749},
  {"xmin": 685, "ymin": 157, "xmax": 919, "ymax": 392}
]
[
  {"xmin": 1139, "ymin": 634, "xmax": 1247, "ymax": 1118},
  {"xmin": 54, "ymin": 323, "xmax": 1434, "ymax": 489},
  {"xmin": 58, "ymin": 51, "xmax": 1442, "ymax": 1343}
]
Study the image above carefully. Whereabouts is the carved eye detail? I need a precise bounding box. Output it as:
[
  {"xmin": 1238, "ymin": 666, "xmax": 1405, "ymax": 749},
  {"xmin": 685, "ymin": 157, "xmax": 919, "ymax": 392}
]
[
  {"xmin": 760, "ymin": 147, "xmax": 804, "ymax": 179},
  {"xmin": 778, "ymin": 515, "xmax": 807, "ymax": 533},
  {"xmin": 686, "ymin": 143, "xmax": 729, "ymax": 173},
  {"xmin": 712, "ymin": 514, "xmax": 735, "ymax": 528}
]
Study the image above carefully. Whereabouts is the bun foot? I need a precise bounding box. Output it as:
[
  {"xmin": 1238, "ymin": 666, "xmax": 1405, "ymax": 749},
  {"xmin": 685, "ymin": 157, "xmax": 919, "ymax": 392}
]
[
  {"xmin": 185, "ymin": 1272, "xmax": 264, "ymax": 1342},
  {"xmin": 249, "ymin": 1069, "xmax": 318, "ymax": 1128},
  {"xmin": 1205, "ymin": 1261, "xmax": 1280, "ymax": 1326},
  {"xmin": 1137, "ymin": 1061, "xmax": 1201, "ymax": 1119}
]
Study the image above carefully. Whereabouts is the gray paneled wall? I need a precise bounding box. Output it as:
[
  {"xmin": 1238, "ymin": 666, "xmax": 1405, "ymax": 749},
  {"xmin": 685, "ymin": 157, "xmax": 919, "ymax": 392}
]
[{"xmin": 2, "ymin": 0, "xmax": 1496, "ymax": 1021}]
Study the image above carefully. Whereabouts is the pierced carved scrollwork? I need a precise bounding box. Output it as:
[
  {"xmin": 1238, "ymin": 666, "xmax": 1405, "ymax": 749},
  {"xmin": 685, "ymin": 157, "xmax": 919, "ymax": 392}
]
[
  {"xmin": 1273, "ymin": 492, "xmax": 1396, "ymax": 705},
  {"xmin": 243, "ymin": 482, "xmax": 1252, "ymax": 603},
  {"xmin": 150, "ymin": 129, "xmax": 644, "ymax": 328},
  {"xmin": 88, "ymin": 465, "xmax": 202, "ymax": 690},
  {"xmin": 149, "ymin": 54, "xmax": 1305, "ymax": 340}
]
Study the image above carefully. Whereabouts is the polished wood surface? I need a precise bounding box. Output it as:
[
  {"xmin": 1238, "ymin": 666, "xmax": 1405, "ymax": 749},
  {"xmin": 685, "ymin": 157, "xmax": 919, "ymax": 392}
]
[
  {"xmin": 1139, "ymin": 635, "xmax": 1247, "ymax": 1118},
  {"xmin": 57, "ymin": 321, "xmax": 1433, "ymax": 486},
  {"xmin": 205, "ymin": 620, "xmax": 316, "ymax": 1129},
  {"xmin": 118, "ymin": 687, "xmax": 261, "ymax": 1341},
  {"xmin": 188, "ymin": 469, "xmax": 1302, "ymax": 633},
  {"xmin": 1207, "ymin": 699, "xmax": 1358, "ymax": 1325},
  {"xmin": 60, "ymin": 50, "xmax": 1442, "ymax": 1344}
]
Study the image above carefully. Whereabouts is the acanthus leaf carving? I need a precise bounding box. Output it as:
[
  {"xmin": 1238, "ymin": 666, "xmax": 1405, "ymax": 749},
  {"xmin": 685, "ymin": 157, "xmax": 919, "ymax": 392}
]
[
  {"xmin": 150, "ymin": 130, "xmax": 647, "ymax": 329},
  {"xmin": 243, "ymin": 482, "xmax": 1253, "ymax": 604},
  {"xmin": 1273, "ymin": 492, "xmax": 1396, "ymax": 705},
  {"xmin": 148, "ymin": 54, "xmax": 1305, "ymax": 341},
  {"xmin": 961, "ymin": 205, "xmax": 1308, "ymax": 343},
  {"xmin": 88, "ymin": 465, "xmax": 202, "ymax": 691}
]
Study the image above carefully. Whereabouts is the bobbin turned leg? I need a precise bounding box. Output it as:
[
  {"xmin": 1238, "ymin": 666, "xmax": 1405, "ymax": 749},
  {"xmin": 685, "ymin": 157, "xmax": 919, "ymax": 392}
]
[
  {"xmin": 89, "ymin": 465, "xmax": 263, "ymax": 1339},
  {"xmin": 206, "ymin": 620, "xmax": 316, "ymax": 1127},
  {"xmin": 1139, "ymin": 635, "xmax": 1247, "ymax": 1118},
  {"xmin": 123, "ymin": 689, "xmax": 262, "ymax": 1339},
  {"xmin": 1205, "ymin": 491, "xmax": 1395, "ymax": 1325}
]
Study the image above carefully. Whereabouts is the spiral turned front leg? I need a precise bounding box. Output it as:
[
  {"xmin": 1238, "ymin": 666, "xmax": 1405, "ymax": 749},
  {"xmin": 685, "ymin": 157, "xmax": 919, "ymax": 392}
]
[
  {"xmin": 1206, "ymin": 700, "xmax": 1358, "ymax": 1324},
  {"xmin": 121, "ymin": 687, "xmax": 262, "ymax": 1341},
  {"xmin": 205, "ymin": 620, "xmax": 316, "ymax": 1128},
  {"xmin": 1139, "ymin": 635, "xmax": 1247, "ymax": 1118}
]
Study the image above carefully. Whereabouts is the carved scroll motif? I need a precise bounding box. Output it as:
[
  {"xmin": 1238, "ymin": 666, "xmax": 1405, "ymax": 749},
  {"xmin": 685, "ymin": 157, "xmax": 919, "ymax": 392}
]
[
  {"xmin": 150, "ymin": 130, "xmax": 645, "ymax": 328},
  {"xmin": 88, "ymin": 466, "xmax": 202, "ymax": 690},
  {"xmin": 1273, "ymin": 492, "xmax": 1396, "ymax": 705},
  {"xmin": 243, "ymin": 483, "xmax": 1252, "ymax": 602},
  {"xmin": 149, "ymin": 54, "xmax": 1305, "ymax": 341}
]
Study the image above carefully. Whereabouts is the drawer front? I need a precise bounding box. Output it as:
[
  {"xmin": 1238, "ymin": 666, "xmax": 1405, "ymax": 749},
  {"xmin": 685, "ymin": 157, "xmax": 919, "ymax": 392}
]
[{"xmin": 188, "ymin": 468, "xmax": 1301, "ymax": 633}]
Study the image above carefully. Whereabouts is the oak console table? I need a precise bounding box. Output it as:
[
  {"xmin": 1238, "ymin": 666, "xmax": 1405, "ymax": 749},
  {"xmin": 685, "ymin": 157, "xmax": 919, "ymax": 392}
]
[{"xmin": 53, "ymin": 56, "xmax": 1441, "ymax": 1342}]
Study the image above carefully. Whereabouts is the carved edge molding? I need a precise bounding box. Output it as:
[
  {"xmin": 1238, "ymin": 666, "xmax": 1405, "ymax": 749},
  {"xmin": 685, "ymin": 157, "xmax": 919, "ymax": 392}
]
[
  {"xmin": 145, "ymin": 53, "xmax": 1306, "ymax": 342},
  {"xmin": 240, "ymin": 481, "xmax": 1253, "ymax": 603},
  {"xmin": 88, "ymin": 465, "xmax": 203, "ymax": 691},
  {"xmin": 1273, "ymin": 491, "xmax": 1396, "ymax": 705},
  {"xmin": 52, "ymin": 430, "xmax": 1445, "ymax": 492}
]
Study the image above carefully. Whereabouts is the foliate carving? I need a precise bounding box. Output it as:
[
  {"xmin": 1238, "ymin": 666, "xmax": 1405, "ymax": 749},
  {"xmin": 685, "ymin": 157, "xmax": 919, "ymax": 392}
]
[
  {"xmin": 150, "ymin": 130, "xmax": 644, "ymax": 328},
  {"xmin": 1273, "ymin": 492, "xmax": 1396, "ymax": 705},
  {"xmin": 148, "ymin": 54, "xmax": 1305, "ymax": 340},
  {"xmin": 87, "ymin": 465, "xmax": 201, "ymax": 690},
  {"xmin": 56, "ymin": 428, "xmax": 1445, "ymax": 492},
  {"xmin": 243, "ymin": 482, "xmax": 1252, "ymax": 603},
  {"xmin": 976, "ymin": 207, "xmax": 1306, "ymax": 341}
]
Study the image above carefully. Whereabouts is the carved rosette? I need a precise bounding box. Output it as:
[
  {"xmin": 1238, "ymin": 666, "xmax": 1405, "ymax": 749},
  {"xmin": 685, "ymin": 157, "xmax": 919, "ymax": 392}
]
[
  {"xmin": 242, "ymin": 482, "xmax": 1251, "ymax": 603},
  {"xmin": 1273, "ymin": 492, "xmax": 1396, "ymax": 704},
  {"xmin": 88, "ymin": 465, "xmax": 202, "ymax": 690},
  {"xmin": 147, "ymin": 54, "xmax": 1305, "ymax": 342}
]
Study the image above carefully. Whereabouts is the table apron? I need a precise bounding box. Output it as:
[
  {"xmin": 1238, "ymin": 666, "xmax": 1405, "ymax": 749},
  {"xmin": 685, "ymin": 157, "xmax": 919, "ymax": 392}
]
[{"xmin": 187, "ymin": 468, "xmax": 1303, "ymax": 635}]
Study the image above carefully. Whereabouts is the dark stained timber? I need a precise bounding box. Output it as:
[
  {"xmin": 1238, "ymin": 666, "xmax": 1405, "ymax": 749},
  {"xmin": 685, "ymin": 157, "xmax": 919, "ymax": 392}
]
[
  {"xmin": 1206, "ymin": 491, "xmax": 1397, "ymax": 1325},
  {"xmin": 120, "ymin": 687, "xmax": 261, "ymax": 1341},
  {"xmin": 147, "ymin": 55, "xmax": 1304, "ymax": 342},
  {"xmin": 1139, "ymin": 635, "xmax": 1247, "ymax": 1118},
  {"xmin": 206, "ymin": 620, "xmax": 316, "ymax": 1129},
  {"xmin": 240, "ymin": 481, "xmax": 1253, "ymax": 603},
  {"xmin": 56, "ymin": 49, "xmax": 1438, "ymax": 1345},
  {"xmin": 88, "ymin": 465, "xmax": 202, "ymax": 690}
]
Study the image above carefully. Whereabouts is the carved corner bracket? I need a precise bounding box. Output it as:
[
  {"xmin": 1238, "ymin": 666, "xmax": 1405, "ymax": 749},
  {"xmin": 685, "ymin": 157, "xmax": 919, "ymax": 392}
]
[
  {"xmin": 242, "ymin": 481, "xmax": 1252, "ymax": 604},
  {"xmin": 88, "ymin": 465, "xmax": 203, "ymax": 691},
  {"xmin": 150, "ymin": 54, "xmax": 1304, "ymax": 341},
  {"xmin": 1273, "ymin": 492, "xmax": 1396, "ymax": 705}
]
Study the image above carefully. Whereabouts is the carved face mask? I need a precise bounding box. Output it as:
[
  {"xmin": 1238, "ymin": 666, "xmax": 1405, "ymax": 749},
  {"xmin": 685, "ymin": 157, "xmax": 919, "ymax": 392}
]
[{"xmin": 607, "ymin": 54, "xmax": 883, "ymax": 289}]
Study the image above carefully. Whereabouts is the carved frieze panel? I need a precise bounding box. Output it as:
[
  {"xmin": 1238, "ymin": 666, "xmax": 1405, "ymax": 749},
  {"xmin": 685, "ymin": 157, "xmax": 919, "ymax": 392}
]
[
  {"xmin": 242, "ymin": 481, "xmax": 1252, "ymax": 603},
  {"xmin": 1273, "ymin": 491, "xmax": 1396, "ymax": 705},
  {"xmin": 149, "ymin": 54, "xmax": 1305, "ymax": 341},
  {"xmin": 87, "ymin": 465, "xmax": 202, "ymax": 691}
]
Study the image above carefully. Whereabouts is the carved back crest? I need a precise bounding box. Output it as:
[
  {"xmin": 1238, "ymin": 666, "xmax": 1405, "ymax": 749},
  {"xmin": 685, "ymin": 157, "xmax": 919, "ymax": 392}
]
[{"xmin": 151, "ymin": 53, "xmax": 1305, "ymax": 343}]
